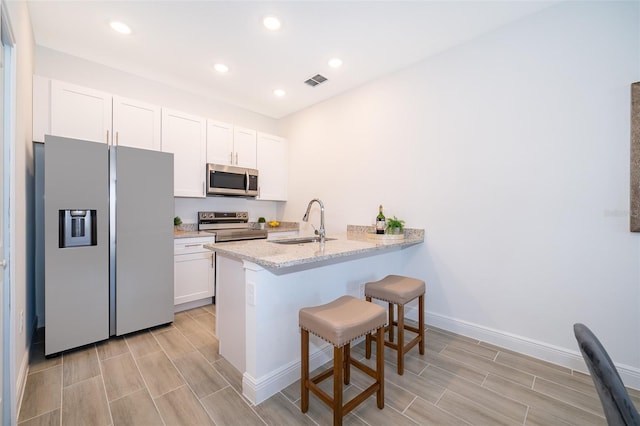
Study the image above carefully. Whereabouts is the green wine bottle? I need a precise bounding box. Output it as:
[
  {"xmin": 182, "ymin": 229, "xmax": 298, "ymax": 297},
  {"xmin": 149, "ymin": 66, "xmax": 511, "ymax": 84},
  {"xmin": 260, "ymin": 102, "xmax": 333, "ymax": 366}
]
[{"xmin": 376, "ymin": 205, "xmax": 386, "ymax": 235}]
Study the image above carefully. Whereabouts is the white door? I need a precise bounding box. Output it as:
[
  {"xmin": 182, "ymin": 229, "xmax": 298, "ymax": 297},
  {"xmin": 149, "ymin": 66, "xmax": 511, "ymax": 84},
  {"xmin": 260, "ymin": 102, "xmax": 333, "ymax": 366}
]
[
  {"xmin": 0, "ymin": 17, "xmax": 4, "ymax": 422},
  {"xmin": 0, "ymin": 6, "xmax": 14, "ymax": 423}
]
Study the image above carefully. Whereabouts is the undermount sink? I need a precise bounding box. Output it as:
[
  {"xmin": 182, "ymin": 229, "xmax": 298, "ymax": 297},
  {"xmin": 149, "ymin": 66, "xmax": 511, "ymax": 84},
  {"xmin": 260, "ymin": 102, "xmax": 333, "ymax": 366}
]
[{"xmin": 269, "ymin": 236, "xmax": 337, "ymax": 244}]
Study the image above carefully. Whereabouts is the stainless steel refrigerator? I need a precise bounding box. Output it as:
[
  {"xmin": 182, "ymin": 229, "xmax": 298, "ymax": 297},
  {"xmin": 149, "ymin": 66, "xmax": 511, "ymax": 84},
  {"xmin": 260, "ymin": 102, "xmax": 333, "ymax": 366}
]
[{"xmin": 42, "ymin": 135, "xmax": 174, "ymax": 355}]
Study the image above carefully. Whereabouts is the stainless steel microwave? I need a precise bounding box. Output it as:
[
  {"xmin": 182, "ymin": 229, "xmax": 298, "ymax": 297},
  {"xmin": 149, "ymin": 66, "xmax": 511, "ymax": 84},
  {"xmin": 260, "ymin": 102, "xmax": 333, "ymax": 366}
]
[{"xmin": 206, "ymin": 163, "xmax": 259, "ymax": 197}]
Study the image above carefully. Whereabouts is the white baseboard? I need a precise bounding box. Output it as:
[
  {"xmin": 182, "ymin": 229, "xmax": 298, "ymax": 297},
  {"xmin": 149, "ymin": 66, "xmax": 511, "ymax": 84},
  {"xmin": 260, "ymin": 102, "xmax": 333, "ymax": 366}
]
[
  {"xmin": 242, "ymin": 344, "xmax": 333, "ymax": 405},
  {"xmin": 425, "ymin": 311, "xmax": 640, "ymax": 391},
  {"xmin": 15, "ymin": 348, "xmax": 29, "ymax": 419},
  {"xmin": 174, "ymin": 297, "xmax": 213, "ymax": 313}
]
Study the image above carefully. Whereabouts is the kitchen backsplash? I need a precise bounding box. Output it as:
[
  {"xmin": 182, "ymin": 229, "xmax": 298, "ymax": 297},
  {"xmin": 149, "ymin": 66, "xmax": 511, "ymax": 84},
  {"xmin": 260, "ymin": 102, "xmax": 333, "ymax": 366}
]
[{"xmin": 174, "ymin": 196, "xmax": 280, "ymax": 226}]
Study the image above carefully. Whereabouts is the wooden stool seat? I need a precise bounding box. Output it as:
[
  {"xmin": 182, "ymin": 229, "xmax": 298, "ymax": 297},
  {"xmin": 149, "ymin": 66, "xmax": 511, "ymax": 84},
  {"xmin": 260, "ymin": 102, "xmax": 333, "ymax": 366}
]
[
  {"xmin": 299, "ymin": 295, "xmax": 386, "ymax": 426},
  {"xmin": 365, "ymin": 275, "xmax": 425, "ymax": 375}
]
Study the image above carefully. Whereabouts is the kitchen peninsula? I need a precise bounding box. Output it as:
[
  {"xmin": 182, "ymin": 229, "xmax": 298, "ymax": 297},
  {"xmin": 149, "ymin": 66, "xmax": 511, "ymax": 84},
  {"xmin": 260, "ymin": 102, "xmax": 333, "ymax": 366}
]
[{"xmin": 206, "ymin": 226, "xmax": 424, "ymax": 404}]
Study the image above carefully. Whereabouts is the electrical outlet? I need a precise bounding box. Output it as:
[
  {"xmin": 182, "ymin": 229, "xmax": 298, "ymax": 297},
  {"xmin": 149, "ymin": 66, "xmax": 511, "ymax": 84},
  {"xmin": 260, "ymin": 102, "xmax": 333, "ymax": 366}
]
[
  {"xmin": 359, "ymin": 283, "xmax": 365, "ymax": 299},
  {"xmin": 20, "ymin": 309, "xmax": 24, "ymax": 334}
]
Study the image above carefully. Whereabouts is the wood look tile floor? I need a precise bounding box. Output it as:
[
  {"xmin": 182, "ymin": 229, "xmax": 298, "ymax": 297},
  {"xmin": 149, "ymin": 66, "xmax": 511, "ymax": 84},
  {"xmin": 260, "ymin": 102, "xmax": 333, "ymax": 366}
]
[{"xmin": 18, "ymin": 304, "xmax": 640, "ymax": 425}]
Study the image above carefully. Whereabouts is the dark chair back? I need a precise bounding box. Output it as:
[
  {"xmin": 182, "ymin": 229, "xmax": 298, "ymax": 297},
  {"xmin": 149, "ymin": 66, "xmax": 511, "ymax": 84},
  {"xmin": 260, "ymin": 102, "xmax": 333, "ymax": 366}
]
[{"xmin": 573, "ymin": 323, "xmax": 640, "ymax": 426}]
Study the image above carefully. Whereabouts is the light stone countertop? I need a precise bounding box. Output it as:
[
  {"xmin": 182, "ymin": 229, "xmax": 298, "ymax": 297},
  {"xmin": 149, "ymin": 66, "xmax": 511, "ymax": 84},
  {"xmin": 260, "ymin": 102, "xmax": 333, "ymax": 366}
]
[
  {"xmin": 174, "ymin": 230, "xmax": 215, "ymax": 239},
  {"xmin": 174, "ymin": 221, "xmax": 299, "ymax": 239},
  {"xmin": 205, "ymin": 226, "xmax": 424, "ymax": 272}
]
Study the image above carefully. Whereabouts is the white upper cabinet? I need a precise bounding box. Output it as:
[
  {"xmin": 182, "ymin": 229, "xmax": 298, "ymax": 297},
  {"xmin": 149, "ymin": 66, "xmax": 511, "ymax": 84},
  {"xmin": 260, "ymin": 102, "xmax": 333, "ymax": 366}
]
[
  {"xmin": 206, "ymin": 121, "xmax": 257, "ymax": 169},
  {"xmin": 257, "ymin": 132, "xmax": 288, "ymax": 201},
  {"xmin": 206, "ymin": 120, "xmax": 234, "ymax": 165},
  {"xmin": 34, "ymin": 77, "xmax": 161, "ymax": 151},
  {"xmin": 50, "ymin": 80, "xmax": 112, "ymax": 144},
  {"xmin": 233, "ymin": 127, "xmax": 257, "ymax": 169},
  {"xmin": 112, "ymin": 96, "xmax": 161, "ymax": 151},
  {"xmin": 162, "ymin": 109, "xmax": 207, "ymax": 198}
]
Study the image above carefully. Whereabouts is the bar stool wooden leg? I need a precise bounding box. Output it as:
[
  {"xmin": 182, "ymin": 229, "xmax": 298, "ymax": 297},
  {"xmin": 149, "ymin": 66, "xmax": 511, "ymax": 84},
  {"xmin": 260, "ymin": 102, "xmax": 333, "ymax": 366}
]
[
  {"xmin": 419, "ymin": 294, "xmax": 425, "ymax": 355},
  {"xmin": 344, "ymin": 343, "xmax": 350, "ymax": 385},
  {"xmin": 333, "ymin": 346, "xmax": 343, "ymax": 426},
  {"xmin": 376, "ymin": 326, "xmax": 385, "ymax": 409},
  {"xmin": 365, "ymin": 296, "xmax": 372, "ymax": 359},
  {"xmin": 388, "ymin": 302, "xmax": 394, "ymax": 343},
  {"xmin": 301, "ymin": 329, "xmax": 309, "ymax": 413},
  {"xmin": 397, "ymin": 304, "xmax": 405, "ymax": 375}
]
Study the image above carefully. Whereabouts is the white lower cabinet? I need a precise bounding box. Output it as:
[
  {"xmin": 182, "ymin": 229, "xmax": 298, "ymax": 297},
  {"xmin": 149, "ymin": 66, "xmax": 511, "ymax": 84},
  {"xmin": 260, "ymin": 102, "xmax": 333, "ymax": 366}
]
[{"xmin": 174, "ymin": 237, "xmax": 215, "ymax": 310}]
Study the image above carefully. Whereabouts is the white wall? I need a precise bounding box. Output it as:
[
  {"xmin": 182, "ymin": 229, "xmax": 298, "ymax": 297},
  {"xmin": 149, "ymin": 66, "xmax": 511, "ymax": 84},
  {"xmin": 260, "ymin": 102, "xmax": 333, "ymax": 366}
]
[
  {"xmin": 5, "ymin": 0, "xmax": 35, "ymax": 420},
  {"xmin": 35, "ymin": 46, "xmax": 278, "ymax": 133},
  {"xmin": 279, "ymin": 1, "xmax": 640, "ymax": 385}
]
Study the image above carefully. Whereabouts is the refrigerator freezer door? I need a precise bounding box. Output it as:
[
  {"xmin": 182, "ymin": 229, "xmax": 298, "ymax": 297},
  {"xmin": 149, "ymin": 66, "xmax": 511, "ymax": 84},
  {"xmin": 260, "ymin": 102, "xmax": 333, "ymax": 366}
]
[
  {"xmin": 114, "ymin": 146, "xmax": 174, "ymax": 335},
  {"xmin": 44, "ymin": 136, "xmax": 109, "ymax": 355}
]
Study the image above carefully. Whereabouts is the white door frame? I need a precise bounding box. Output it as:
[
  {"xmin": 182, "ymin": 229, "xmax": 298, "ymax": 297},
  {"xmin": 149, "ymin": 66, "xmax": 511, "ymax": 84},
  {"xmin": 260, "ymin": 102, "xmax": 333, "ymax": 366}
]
[{"xmin": 1, "ymin": 1, "xmax": 15, "ymax": 424}]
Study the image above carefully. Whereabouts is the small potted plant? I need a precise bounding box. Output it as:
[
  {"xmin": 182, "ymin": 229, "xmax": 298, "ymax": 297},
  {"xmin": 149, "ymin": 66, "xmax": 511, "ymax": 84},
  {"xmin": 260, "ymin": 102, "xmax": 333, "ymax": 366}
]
[
  {"xmin": 174, "ymin": 216, "xmax": 183, "ymax": 232},
  {"xmin": 258, "ymin": 217, "xmax": 266, "ymax": 230},
  {"xmin": 386, "ymin": 216, "xmax": 405, "ymax": 235}
]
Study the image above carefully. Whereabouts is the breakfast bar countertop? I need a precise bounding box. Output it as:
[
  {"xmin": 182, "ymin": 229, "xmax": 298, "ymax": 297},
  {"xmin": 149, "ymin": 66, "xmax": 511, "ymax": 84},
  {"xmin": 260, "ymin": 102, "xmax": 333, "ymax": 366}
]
[{"xmin": 205, "ymin": 225, "xmax": 424, "ymax": 272}]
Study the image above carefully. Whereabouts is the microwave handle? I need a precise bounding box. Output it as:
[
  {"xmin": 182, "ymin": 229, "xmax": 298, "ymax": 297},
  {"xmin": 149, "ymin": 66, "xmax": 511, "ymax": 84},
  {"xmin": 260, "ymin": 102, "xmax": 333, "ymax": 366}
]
[{"xmin": 245, "ymin": 170, "xmax": 250, "ymax": 193}]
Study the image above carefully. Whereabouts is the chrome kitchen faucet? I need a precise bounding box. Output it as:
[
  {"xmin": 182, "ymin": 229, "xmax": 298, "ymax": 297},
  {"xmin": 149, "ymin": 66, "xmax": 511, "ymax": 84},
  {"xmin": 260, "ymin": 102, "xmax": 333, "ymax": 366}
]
[{"xmin": 302, "ymin": 198, "xmax": 326, "ymax": 243}]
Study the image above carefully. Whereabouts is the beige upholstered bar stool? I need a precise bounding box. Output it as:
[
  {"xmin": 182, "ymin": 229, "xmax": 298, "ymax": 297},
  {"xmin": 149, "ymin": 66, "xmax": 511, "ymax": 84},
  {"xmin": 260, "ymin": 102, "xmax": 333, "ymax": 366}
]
[
  {"xmin": 299, "ymin": 295, "xmax": 386, "ymax": 426},
  {"xmin": 365, "ymin": 275, "xmax": 425, "ymax": 375}
]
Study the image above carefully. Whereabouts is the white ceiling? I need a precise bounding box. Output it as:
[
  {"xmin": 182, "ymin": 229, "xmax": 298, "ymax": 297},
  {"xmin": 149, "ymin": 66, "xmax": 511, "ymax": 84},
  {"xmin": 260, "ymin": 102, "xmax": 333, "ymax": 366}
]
[{"xmin": 26, "ymin": 1, "xmax": 555, "ymax": 119}]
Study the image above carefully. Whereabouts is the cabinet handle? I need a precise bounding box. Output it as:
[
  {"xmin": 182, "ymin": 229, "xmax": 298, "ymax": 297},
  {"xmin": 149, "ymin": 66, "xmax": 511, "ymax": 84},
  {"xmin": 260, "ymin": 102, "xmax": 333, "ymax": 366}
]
[
  {"xmin": 235, "ymin": 152, "xmax": 238, "ymax": 165},
  {"xmin": 211, "ymin": 253, "xmax": 214, "ymax": 268},
  {"xmin": 106, "ymin": 130, "xmax": 110, "ymax": 145},
  {"xmin": 230, "ymin": 152, "xmax": 233, "ymax": 164},
  {"xmin": 185, "ymin": 244, "xmax": 200, "ymax": 248},
  {"xmin": 116, "ymin": 131, "xmax": 119, "ymax": 146}
]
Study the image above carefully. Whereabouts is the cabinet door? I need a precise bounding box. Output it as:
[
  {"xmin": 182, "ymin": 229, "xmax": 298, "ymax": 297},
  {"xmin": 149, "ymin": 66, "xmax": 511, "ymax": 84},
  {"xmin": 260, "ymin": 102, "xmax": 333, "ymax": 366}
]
[
  {"xmin": 206, "ymin": 119, "xmax": 234, "ymax": 165},
  {"xmin": 161, "ymin": 109, "xmax": 207, "ymax": 197},
  {"xmin": 257, "ymin": 132, "xmax": 288, "ymax": 201},
  {"xmin": 50, "ymin": 80, "xmax": 112, "ymax": 144},
  {"xmin": 174, "ymin": 252, "xmax": 215, "ymax": 305},
  {"xmin": 113, "ymin": 96, "xmax": 161, "ymax": 151},
  {"xmin": 233, "ymin": 126, "xmax": 257, "ymax": 169}
]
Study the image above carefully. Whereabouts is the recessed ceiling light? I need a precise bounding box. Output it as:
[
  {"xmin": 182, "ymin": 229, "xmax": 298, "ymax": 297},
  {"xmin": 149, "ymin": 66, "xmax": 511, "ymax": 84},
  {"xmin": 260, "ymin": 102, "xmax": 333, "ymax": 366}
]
[
  {"xmin": 263, "ymin": 16, "xmax": 281, "ymax": 31},
  {"xmin": 214, "ymin": 63, "xmax": 229, "ymax": 73},
  {"xmin": 328, "ymin": 58, "xmax": 343, "ymax": 68},
  {"xmin": 273, "ymin": 89, "xmax": 286, "ymax": 97},
  {"xmin": 110, "ymin": 21, "xmax": 131, "ymax": 35}
]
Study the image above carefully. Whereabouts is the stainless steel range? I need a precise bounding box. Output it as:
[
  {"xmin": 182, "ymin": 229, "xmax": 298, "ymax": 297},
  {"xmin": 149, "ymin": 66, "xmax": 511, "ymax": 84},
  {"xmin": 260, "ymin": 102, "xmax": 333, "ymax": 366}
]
[{"xmin": 198, "ymin": 211, "xmax": 268, "ymax": 242}]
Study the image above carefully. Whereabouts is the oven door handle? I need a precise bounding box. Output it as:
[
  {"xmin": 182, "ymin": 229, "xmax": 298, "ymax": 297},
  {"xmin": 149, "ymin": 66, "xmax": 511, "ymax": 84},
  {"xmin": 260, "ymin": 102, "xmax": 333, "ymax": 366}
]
[{"xmin": 245, "ymin": 170, "xmax": 250, "ymax": 193}]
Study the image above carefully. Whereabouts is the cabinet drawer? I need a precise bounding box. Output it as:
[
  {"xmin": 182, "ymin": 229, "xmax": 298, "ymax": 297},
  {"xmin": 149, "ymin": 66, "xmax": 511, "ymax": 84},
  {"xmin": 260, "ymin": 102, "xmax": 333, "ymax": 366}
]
[{"xmin": 174, "ymin": 236, "xmax": 215, "ymax": 255}]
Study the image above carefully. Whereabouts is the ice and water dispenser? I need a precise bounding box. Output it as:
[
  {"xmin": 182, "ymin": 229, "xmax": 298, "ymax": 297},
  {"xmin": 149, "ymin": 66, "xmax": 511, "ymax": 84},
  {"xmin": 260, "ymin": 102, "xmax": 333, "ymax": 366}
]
[{"xmin": 59, "ymin": 209, "xmax": 97, "ymax": 248}]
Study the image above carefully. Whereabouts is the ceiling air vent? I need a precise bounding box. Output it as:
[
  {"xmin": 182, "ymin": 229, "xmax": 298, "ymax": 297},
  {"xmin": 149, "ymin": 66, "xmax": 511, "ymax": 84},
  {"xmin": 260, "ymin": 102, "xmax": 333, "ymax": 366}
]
[{"xmin": 304, "ymin": 74, "xmax": 328, "ymax": 87}]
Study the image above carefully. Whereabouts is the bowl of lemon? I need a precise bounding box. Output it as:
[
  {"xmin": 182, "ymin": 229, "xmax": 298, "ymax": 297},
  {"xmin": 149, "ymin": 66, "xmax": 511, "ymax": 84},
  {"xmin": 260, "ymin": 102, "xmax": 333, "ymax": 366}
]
[{"xmin": 268, "ymin": 221, "xmax": 280, "ymax": 228}]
